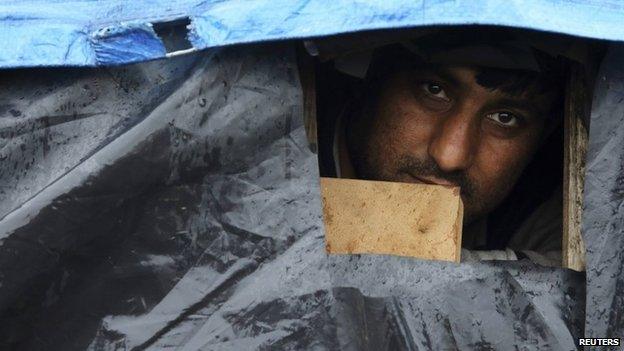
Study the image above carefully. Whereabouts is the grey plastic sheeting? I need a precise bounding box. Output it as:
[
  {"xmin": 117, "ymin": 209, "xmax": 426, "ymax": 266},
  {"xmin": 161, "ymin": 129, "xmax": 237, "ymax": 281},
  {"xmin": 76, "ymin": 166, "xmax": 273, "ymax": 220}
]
[
  {"xmin": 583, "ymin": 46, "xmax": 624, "ymax": 340},
  {"xmin": 0, "ymin": 44, "xmax": 590, "ymax": 350}
]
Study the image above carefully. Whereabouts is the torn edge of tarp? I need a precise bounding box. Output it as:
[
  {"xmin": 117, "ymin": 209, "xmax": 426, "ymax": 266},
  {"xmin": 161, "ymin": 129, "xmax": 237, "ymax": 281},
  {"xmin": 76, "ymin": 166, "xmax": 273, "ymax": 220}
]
[{"xmin": 2, "ymin": 0, "xmax": 624, "ymax": 68}]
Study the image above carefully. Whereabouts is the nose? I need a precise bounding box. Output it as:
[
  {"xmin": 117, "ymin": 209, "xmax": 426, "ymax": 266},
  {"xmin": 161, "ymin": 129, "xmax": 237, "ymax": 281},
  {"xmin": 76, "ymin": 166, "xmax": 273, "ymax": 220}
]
[{"xmin": 427, "ymin": 110, "xmax": 479, "ymax": 172}]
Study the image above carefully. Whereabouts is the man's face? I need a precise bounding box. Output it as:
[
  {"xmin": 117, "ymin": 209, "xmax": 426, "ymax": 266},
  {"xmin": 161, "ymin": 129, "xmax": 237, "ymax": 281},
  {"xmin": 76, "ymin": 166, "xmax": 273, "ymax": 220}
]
[{"xmin": 347, "ymin": 65, "xmax": 556, "ymax": 223}]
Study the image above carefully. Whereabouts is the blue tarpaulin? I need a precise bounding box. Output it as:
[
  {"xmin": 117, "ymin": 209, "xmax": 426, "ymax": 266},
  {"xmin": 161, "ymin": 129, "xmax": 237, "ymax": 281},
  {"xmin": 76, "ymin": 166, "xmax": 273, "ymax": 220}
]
[{"xmin": 2, "ymin": 0, "xmax": 624, "ymax": 68}]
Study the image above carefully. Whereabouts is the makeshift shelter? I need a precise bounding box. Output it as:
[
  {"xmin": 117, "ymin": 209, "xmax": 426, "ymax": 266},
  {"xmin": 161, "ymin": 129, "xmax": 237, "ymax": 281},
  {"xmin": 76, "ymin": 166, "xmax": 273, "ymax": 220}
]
[{"xmin": 0, "ymin": 1, "xmax": 623, "ymax": 350}]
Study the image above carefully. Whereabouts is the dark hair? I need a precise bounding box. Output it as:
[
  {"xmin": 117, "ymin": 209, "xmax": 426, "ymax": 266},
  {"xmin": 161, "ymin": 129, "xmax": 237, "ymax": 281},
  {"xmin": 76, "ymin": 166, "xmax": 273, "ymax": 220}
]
[{"xmin": 474, "ymin": 67, "xmax": 556, "ymax": 97}]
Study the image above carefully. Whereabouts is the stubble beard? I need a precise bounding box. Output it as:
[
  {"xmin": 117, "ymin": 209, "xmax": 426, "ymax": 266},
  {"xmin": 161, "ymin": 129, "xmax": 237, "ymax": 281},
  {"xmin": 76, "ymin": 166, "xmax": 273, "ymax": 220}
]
[{"xmin": 346, "ymin": 127, "xmax": 516, "ymax": 224}]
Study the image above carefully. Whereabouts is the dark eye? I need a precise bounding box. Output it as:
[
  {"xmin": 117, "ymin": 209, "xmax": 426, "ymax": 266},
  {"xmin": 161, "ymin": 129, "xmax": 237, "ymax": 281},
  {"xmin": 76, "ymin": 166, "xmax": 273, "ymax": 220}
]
[
  {"xmin": 428, "ymin": 84, "xmax": 442, "ymax": 94},
  {"xmin": 420, "ymin": 82, "xmax": 450, "ymax": 101},
  {"xmin": 486, "ymin": 112, "xmax": 519, "ymax": 127}
]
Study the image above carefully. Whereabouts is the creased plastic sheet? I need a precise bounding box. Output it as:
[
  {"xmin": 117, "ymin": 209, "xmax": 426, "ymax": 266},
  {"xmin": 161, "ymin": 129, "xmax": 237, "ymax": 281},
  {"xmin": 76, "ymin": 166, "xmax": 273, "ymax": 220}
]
[
  {"xmin": 582, "ymin": 44, "xmax": 624, "ymax": 340},
  {"xmin": 0, "ymin": 45, "xmax": 585, "ymax": 350}
]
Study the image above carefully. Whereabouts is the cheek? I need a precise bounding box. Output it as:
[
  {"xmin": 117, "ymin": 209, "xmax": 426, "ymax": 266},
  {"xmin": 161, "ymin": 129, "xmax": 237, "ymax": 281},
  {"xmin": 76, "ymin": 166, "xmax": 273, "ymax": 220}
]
[
  {"xmin": 472, "ymin": 132, "xmax": 541, "ymax": 201},
  {"xmin": 370, "ymin": 94, "xmax": 436, "ymax": 160}
]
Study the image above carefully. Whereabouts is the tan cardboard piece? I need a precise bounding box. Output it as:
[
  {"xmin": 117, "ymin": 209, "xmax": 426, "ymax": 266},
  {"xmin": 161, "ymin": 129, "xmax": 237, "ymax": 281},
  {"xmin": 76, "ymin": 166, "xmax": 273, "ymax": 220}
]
[{"xmin": 320, "ymin": 177, "xmax": 463, "ymax": 263}]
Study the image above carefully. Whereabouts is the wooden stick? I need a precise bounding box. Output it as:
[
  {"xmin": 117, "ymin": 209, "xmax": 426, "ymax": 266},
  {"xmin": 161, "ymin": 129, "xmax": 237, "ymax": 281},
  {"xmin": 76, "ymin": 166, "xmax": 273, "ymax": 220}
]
[
  {"xmin": 562, "ymin": 63, "xmax": 588, "ymax": 272},
  {"xmin": 297, "ymin": 45, "xmax": 318, "ymax": 154}
]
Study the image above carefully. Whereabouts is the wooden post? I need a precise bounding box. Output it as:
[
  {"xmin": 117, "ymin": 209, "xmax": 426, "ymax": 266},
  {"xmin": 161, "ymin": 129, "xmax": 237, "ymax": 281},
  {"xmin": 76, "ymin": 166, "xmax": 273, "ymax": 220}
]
[
  {"xmin": 562, "ymin": 63, "xmax": 588, "ymax": 272},
  {"xmin": 297, "ymin": 45, "xmax": 318, "ymax": 154}
]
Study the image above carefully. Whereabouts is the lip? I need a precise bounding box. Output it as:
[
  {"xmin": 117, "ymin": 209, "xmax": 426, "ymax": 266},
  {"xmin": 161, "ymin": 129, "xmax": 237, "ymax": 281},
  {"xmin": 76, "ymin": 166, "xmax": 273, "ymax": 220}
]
[{"xmin": 407, "ymin": 174, "xmax": 457, "ymax": 188}]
